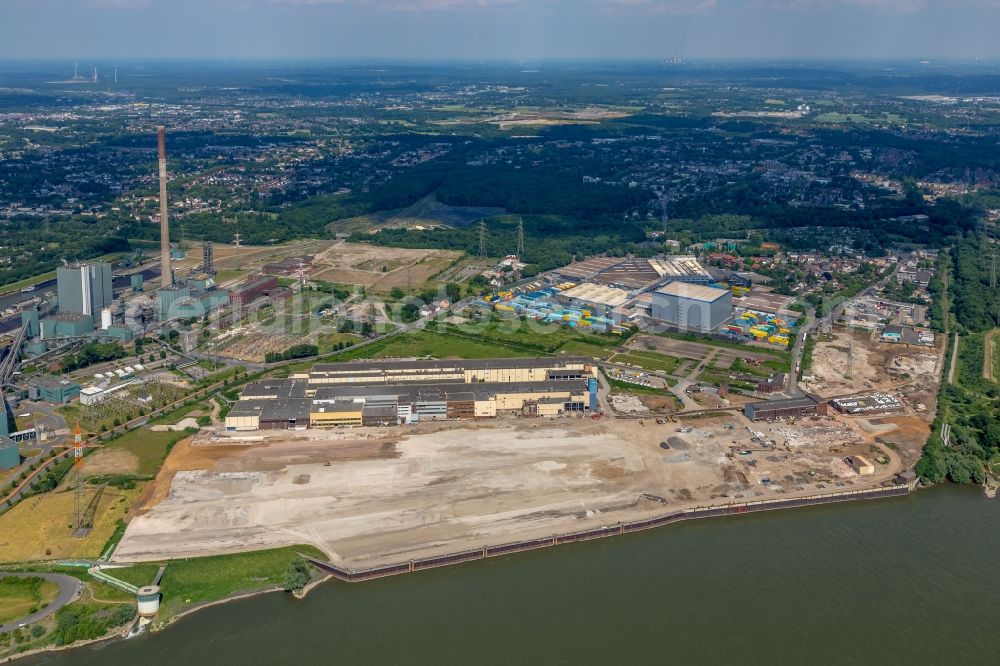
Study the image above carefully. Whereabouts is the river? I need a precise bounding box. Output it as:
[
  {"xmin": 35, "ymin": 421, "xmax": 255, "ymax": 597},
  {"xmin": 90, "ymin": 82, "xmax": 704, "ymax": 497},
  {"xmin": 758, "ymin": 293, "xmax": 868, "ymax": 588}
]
[{"xmin": 22, "ymin": 486, "xmax": 1000, "ymax": 665}]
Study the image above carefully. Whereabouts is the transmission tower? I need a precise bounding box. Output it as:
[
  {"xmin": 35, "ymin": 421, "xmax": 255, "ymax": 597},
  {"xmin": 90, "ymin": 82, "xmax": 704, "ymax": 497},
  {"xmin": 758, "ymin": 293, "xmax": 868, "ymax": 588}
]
[
  {"xmin": 297, "ymin": 258, "xmax": 307, "ymax": 290},
  {"xmin": 478, "ymin": 220, "xmax": 487, "ymax": 259},
  {"xmin": 366, "ymin": 292, "xmax": 376, "ymax": 333},
  {"xmin": 72, "ymin": 422, "xmax": 86, "ymax": 536},
  {"xmin": 516, "ymin": 218, "xmax": 524, "ymax": 258},
  {"xmin": 845, "ymin": 324, "xmax": 854, "ymax": 381},
  {"xmin": 202, "ymin": 241, "xmax": 215, "ymax": 275}
]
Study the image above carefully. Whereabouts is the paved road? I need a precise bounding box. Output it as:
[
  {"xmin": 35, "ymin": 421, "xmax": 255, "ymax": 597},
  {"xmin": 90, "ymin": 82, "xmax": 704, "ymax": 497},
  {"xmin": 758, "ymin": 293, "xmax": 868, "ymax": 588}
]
[
  {"xmin": 785, "ymin": 307, "xmax": 816, "ymax": 397},
  {"xmin": 0, "ymin": 572, "xmax": 83, "ymax": 633}
]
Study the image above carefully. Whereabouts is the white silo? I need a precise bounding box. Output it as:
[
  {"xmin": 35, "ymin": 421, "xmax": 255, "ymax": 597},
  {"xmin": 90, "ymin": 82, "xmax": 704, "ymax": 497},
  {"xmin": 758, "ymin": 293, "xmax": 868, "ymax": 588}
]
[{"xmin": 100, "ymin": 307, "xmax": 112, "ymax": 330}]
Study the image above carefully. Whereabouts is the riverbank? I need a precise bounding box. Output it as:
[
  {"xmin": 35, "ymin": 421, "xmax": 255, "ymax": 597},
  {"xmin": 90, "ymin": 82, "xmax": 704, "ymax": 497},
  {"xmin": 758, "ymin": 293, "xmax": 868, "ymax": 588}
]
[
  {"xmin": 14, "ymin": 484, "xmax": 1000, "ymax": 666},
  {"xmin": 1, "ymin": 481, "xmax": 915, "ymax": 663}
]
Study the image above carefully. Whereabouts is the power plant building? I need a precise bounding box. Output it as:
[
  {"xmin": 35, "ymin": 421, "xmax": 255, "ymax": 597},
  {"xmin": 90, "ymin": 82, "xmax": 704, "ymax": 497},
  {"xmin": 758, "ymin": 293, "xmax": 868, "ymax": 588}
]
[
  {"xmin": 40, "ymin": 313, "xmax": 95, "ymax": 339},
  {"xmin": 0, "ymin": 438, "xmax": 19, "ymax": 471},
  {"xmin": 28, "ymin": 375, "xmax": 81, "ymax": 404},
  {"xmin": 57, "ymin": 262, "xmax": 112, "ymax": 317},
  {"xmin": 651, "ymin": 282, "xmax": 733, "ymax": 332}
]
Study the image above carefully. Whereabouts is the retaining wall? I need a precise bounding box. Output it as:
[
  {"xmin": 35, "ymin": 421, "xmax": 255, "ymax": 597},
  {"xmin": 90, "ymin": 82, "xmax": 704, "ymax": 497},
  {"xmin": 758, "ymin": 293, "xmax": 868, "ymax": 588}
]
[{"xmin": 307, "ymin": 483, "xmax": 911, "ymax": 582}]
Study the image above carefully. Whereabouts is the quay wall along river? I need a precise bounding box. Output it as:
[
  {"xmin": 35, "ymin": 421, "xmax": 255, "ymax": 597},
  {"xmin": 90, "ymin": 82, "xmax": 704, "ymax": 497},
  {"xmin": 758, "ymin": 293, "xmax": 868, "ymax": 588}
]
[
  {"xmin": 307, "ymin": 483, "xmax": 912, "ymax": 581},
  {"xmin": 17, "ymin": 483, "xmax": 1000, "ymax": 666}
]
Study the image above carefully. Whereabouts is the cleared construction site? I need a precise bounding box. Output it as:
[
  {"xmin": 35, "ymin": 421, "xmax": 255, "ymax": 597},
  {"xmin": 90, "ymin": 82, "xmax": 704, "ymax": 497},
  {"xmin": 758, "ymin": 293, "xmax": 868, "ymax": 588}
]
[
  {"xmin": 113, "ymin": 411, "xmax": 911, "ymax": 568},
  {"xmin": 108, "ymin": 341, "xmax": 940, "ymax": 570}
]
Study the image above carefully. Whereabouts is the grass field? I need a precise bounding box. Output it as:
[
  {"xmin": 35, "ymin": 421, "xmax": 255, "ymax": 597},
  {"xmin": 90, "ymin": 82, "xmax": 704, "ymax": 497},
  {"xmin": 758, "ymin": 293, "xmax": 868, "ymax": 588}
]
[
  {"xmin": 610, "ymin": 351, "xmax": 681, "ymax": 375},
  {"xmin": 0, "ymin": 576, "xmax": 59, "ymax": 624},
  {"xmin": 0, "ymin": 486, "xmax": 141, "ymax": 563},
  {"xmin": 102, "ymin": 563, "xmax": 160, "ymax": 589},
  {"xmin": 552, "ymin": 338, "xmax": 617, "ymax": 358},
  {"xmin": 95, "ymin": 428, "xmax": 192, "ymax": 477},
  {"xmin": 215, "ymin": 269, "xmax": 248, "ymax": 283},
  {"xmin": 336, "ymin": 330, "xmax": 530, "ymax": 360},
  {"xmin": 435, "ymin": 320, "xmax": 622, "ymax": 356},
  {"xmin": 154, "ymin": 545, "xmax": 325, "ymax": 623}
]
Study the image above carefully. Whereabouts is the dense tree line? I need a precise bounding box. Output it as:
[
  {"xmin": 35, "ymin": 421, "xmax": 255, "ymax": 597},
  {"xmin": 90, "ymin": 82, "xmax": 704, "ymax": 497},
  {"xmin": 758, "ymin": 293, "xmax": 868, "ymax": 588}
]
[
  {"xmin": 264, "ymin": 344, "xmax": 319, "ymax": 364},
  {"xmin": 60, "ymin": 341, "xmax": 127, "ymax": 372},
  {"xmin": 917, "ymin": 234, "xmax": 1000, "ymax": 486},
  {"xmin": 948, "ymin": 233, "xmax": 1000, "ymax": 332},
  {"xmin": 52, "ymin": 603, "xmax": 136, "ymax": 646}
]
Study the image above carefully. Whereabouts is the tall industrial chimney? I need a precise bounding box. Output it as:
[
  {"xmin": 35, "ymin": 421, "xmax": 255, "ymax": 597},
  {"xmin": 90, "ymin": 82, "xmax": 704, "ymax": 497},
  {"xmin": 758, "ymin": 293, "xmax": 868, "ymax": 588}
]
[{"xmin": 157, "ymin": 126, "xmax": 173, "ymax": 288}]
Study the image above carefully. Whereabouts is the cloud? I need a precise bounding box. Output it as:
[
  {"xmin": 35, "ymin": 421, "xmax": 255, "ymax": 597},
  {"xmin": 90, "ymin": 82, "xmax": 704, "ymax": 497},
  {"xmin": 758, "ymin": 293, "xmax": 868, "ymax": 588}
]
[
  {"xmin": 267, "ymin": 0, "xmax": 520, "ymax": 7},
  {"xmin": 605, "ymin": 0, "xmax": 718, "ymax": 12},
  {"xmin": 763, "ymin": 0, "xmax": 927, "ymax": 10},
  {"xmin": 90, "ymin": 0, "xmax": 153, "ymax": 7}
]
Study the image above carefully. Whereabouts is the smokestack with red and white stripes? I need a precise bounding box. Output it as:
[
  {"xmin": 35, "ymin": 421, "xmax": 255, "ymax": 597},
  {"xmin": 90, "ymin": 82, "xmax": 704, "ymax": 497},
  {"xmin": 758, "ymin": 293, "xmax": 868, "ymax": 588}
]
[{"xmin": 157, "ymin": 126, "xmax": 173, "ymax": 288}]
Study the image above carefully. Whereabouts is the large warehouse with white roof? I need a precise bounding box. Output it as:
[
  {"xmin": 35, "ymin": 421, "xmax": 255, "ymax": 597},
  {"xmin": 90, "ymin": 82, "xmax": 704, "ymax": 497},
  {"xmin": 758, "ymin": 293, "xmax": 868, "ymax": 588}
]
[{"xmin": 650, "ymin": 282, "xmax": 733, "ymax": 332}]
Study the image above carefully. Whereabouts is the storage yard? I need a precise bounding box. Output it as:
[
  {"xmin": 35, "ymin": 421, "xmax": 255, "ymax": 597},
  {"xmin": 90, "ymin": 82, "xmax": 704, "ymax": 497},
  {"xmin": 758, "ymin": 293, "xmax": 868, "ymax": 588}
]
[
  {"xmin": 481, "ymin": 254, "xmax": 802, "ymax": 350},
  {"xmin": 112, "ymin": 414, "xmax": 910, "ymax": 568}
]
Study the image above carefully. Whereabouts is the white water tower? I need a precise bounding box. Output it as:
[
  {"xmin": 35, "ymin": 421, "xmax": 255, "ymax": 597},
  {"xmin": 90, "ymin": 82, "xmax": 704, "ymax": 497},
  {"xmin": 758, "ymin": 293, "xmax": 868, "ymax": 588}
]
[{"xmin": 137, "ymin": 585, "xmax": 161, "ymax": 617}]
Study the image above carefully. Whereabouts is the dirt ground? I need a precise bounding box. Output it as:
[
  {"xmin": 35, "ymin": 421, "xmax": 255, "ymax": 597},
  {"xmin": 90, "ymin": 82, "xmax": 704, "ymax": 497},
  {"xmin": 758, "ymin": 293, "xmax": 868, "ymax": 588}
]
[
  {"xmin": 803, "ymin": 329, "xmax": 942, "ymax": 400},
  {"xmin": 112, "ymin": 414, "xmax": 905, "ymax": 568},
  {"xmin": 217, "ymin": 331, "xmax": 310, "ymax": 363},
  {"xmin": 311, "ymin": 241, "xmax": 461, "ymax": 292},
  {"xmin": 177, "ymin": 240, "xmax": 460, "ymax": 294}
]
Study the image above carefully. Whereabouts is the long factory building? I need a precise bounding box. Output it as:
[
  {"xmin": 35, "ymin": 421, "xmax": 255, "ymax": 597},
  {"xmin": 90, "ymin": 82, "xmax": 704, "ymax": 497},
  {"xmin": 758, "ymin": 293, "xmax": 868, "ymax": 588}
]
[
  {"xmin": 226, "ymin": 357, "xmax": 598, "ymax": 431},
  {"xmin": 299, "ymin": 356, "xmax": 593, "ymax": 386}
]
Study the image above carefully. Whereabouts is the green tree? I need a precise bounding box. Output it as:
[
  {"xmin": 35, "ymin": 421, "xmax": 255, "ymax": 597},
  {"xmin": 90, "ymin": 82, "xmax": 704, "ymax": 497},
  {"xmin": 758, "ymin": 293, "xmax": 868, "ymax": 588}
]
[{"xmin": 283, "ymin": 558, "xmax": 311, "ymax": 592}]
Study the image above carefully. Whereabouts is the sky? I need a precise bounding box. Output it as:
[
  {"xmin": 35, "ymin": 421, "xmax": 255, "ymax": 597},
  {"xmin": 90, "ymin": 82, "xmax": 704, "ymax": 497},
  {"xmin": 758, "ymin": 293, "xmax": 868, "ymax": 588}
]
[{"xmin": 0, "ymin": 0, "xmax": 998, "ymax": 60}]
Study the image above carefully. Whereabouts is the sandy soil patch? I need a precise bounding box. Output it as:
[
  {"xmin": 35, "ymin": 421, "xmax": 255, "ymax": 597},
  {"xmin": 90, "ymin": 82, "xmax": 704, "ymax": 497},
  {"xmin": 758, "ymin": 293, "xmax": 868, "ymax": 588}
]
[
  {"xmin": 151, "ymin": 418, "xmax": 199, "ymax": 432},
  {"xmin": 113, "ymin": 416, "xmax": 904, "ymax": 568},
  {"xmin": 804, "ymin": 329, "xmax": 941, "ymax": 398},
  {"xmin": 310, "ymin": 242, "xmax": 461, "ymax": 292}
]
